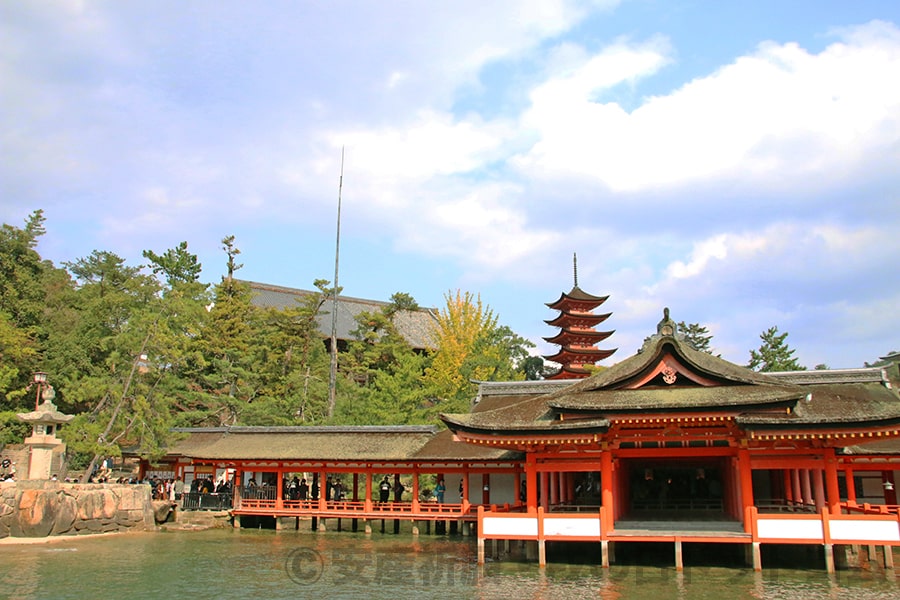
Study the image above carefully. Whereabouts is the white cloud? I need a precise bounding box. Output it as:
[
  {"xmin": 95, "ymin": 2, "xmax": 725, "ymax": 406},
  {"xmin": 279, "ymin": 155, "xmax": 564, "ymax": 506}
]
[
  {"xmin": 512, "ymin": 21, "xmax": 900, "ymax": 192},
  {"xmin": 336, "ymin": 111, "xmax": 509, "ymax": 185}
]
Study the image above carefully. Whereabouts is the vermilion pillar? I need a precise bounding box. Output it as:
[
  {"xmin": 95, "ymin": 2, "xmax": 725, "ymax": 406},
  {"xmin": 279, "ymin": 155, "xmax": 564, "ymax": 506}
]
[
  {"xmin": 526, "ymin": 459, "xmax": 538, "ymax": 512},
  {"xmin": 600, "ymin": 451, "xmax": 614, "ymax": 525},
  {"xmin": 784, "ymin": 470, "xmax": 794, "ymax": 504},
  {"xmin": 791, "ymin": 469, "xmax": 802, "ymax": 506},
  {"xmin": 737, "ymin": 449, "xmax": 754, "ymax": 530},
  {"xmin": 540, "ymin": 471, "xmax": 549, "ymax": 511},
  {"xmin": 844, "ymin": 469, "xmax": 857, "ymax": 504},
  {"xmin": 812, "ymin": 469, "xmax": 825, "ymax": 511},
  {"xmin": 823, "ymin": 449, "xmax": 841, "ymax": 514},
  {"xmin": 276, "ymin": 468, "xmax": 284, "ymax": 510},
  {"xmin": 800, "ymin": 469, "xmax": 812, "ymax": 506}
]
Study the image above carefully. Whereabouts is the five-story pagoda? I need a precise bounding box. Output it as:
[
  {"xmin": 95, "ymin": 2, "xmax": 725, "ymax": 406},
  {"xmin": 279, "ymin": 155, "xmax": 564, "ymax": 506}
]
[{"xmin": 543, "ymin": 255, "xmax": 617, "ymax": 379}]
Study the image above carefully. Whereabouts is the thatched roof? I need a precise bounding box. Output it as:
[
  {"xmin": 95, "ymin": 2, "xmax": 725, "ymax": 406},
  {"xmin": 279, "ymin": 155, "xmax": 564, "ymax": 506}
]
[
  {"xmin": 167, "ymin": 426, "xmax": 437, "ymax": 461},
  {"xmin": 243, "ymin": 280, "xmax": 439, "ymax": 350}
]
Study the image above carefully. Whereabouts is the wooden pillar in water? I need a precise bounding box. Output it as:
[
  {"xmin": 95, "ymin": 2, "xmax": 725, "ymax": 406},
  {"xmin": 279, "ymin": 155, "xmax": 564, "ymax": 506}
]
[{"xmin": 751, "ymin": 542, "xmax": 761, "ymax": 571}]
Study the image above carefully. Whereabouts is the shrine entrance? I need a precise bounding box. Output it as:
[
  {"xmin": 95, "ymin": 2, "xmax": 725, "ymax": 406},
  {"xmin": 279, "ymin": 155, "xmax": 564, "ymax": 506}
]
[{"xmin": 623, "ymin": 458, "xmax": 729, "ymax": 520}]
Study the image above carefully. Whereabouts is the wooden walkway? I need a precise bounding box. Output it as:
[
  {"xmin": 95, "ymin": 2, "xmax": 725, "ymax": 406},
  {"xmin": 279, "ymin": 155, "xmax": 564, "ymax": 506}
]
[{"xmin": 233, "ymin": 499, "xmax": 476, "ymax": 522}]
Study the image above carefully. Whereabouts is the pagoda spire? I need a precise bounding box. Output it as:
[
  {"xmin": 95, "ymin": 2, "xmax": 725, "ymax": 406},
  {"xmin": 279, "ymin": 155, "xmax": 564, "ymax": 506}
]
[
  {"xmin": 573, "ymin": 253, "xmax": 578, "ymax": 288},
  {"xmin": 543, "ymin": 256, "xmax": 617, "ymax": 379}
]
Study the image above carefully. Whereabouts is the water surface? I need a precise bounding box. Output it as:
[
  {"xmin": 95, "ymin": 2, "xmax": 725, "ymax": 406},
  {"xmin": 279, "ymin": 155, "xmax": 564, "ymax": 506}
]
[{"xmin": 1, "ymin": 528, "xmax": 897, "ymax": 599}]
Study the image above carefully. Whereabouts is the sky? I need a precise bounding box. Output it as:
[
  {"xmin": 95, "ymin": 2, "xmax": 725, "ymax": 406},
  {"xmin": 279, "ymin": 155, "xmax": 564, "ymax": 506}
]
[{"xmin": 2, "ymin": 1, "xmax": 899, "ymax": 370}]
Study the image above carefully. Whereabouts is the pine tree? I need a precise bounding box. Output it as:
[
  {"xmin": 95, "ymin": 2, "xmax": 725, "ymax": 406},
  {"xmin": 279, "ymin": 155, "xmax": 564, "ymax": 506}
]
[
  {"xmin": 677, "ymin": 321, "xmax": 717, "ymax": 355},
  {"xmin": 748, "ymin": 326, "xmax": 806, "ymax": 372}
]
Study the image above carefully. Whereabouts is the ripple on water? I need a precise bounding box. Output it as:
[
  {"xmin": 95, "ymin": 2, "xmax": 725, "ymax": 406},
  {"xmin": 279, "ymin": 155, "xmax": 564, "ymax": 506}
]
[{"xmin": 0, "ymin": 530, "xmax": 897, "ymax": 600}]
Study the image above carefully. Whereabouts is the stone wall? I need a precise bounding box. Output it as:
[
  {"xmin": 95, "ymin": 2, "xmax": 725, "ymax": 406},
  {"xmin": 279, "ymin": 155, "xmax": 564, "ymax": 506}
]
[{"xmin": 0, "ymin": 480, "xmax": 155, "ymax": 538}]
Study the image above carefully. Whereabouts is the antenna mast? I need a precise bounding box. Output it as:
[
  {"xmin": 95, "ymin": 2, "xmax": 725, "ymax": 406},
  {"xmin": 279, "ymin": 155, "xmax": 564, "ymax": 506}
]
[{"xmin": 328, "ymin": 147, "xmax": 344, "ymax": 418}]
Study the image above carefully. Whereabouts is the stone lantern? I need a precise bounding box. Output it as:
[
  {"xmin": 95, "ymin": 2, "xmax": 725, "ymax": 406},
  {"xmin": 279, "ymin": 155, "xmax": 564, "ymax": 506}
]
[{"xmin": 17, "ymin": 383, "xmax": 73, "ymax": 480}]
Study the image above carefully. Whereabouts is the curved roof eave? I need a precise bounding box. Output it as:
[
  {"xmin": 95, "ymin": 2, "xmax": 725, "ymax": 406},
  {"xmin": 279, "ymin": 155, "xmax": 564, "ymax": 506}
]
[{"xmin": 551, "ymin": 335, "xmax": 795, "ymax": 396}]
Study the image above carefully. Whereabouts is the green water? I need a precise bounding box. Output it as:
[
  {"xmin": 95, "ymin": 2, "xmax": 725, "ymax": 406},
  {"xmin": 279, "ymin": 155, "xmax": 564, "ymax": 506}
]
[{"xmin": 1, "ymin": 529, "xmax": 898, "ymax": 599}]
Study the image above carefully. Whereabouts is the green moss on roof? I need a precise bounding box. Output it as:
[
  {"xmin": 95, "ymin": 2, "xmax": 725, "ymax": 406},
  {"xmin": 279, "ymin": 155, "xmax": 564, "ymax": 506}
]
[{"xmin": 550, "ymin": 385, "xmax": 804, "ymax": 412}]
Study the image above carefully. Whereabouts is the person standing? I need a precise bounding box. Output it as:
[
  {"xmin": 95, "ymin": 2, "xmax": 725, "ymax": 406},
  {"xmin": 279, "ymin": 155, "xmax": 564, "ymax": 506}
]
[
  {"xmin": 379, "ymin": 476, "xmax": 392, "ymax": 502},
  {"xmin": 173, "ymin": 477, "xmax": 185, "ymax": 505},
  {"xmin": 435, "ymin": 479, "xmax": 446, "ymax": 503}
]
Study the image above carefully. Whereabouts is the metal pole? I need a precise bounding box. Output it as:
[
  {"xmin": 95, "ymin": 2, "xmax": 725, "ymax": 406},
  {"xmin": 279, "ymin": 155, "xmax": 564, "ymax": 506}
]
[{"xmin": 328, "ymin": 147, "xmax": 344, "ymax": 418}]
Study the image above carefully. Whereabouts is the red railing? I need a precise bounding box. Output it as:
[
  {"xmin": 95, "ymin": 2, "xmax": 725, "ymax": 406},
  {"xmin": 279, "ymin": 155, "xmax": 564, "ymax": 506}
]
[
  {"xmin": 841, "ymin": 501, "xmax": 900, "ymax": 515},
  {"xmin": 234, "ymin": 497, "xmax": 471, "ymax": 519}
]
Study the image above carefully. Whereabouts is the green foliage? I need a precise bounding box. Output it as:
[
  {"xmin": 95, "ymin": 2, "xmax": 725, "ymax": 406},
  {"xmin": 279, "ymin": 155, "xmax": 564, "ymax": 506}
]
[
  {"xmin": 748, "ymin": 326, "xmax": 806, "ymax": 372},
  {"xmin": 0, "ymin": 212, "xmax": 545, "ymax": 466},
  {"xmin": 142, "ymin": 241, "xmax": 203, "ymax": 286},
  {"xmin": 677, "ymin": 321, "xmax": 718, "ymax": 355},
  {"xmin": 424, "ymin": 290, "xmax": 534, "ymax": 415},
  {"xmin": 0, "ymin": 411, "xmax": 31, "ymax": 445},
  {"xmin": 0, "ymin": 210, "xmax": 48, "ymax": 329},
  {"xmin": 337, "ymin": 291, "xmax": 432, "ymax": 425}
]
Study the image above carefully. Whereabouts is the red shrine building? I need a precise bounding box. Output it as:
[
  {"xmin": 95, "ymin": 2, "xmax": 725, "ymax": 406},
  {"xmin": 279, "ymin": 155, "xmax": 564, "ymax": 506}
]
[{"xmin": 147, "ymin": 307, "xmax": 900, "ymax": 572}]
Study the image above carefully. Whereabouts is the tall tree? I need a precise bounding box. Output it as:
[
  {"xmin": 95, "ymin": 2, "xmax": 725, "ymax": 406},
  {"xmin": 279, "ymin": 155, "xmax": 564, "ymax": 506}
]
[
  {"xmin": 0, "ymin": 312, "xmax": 38, "ymax": 409},
  {"xmin": 748, "ymin": 326, "xmax": 806, "ymax": 372},
  {"xmin": 142, "ymin": 241, "xmax": 203, "ymax": 286},
  {"xmin": 0, "ymin": 210, "xmax": 48, "ymax": 329},
  {"xmin": 187, "ymin": 236, "xmax": 262, "ymax": 425},
  {"xmin": 0, "ymin": 210, "xmax": 57, "ymax": 406},
  {"xmin": 677, "ymin": 321, "xmax": 718, "ymax": 355},
  {"xmin": 337, "ymin": 291, "xmax": 430, "ymax": 424},
  {"xmin": 424, "ymin": 290, "xmax": 533, "ymax": 415},
  {"xmin": 252, "ymin": 279, "xmax": 335, "ymax": 425}
]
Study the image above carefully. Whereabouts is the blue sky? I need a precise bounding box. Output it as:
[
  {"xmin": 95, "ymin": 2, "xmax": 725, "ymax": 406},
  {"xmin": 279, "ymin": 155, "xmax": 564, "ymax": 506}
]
[{"xmin": 2, "ymin": 1, "xmax": 899, "ymax": 369}]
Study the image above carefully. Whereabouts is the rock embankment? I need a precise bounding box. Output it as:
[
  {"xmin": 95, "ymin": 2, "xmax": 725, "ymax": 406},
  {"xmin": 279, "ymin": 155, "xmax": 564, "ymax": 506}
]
[{"xmin": 0, "ymin": 480, "xmax": 154, "ymax": 538}]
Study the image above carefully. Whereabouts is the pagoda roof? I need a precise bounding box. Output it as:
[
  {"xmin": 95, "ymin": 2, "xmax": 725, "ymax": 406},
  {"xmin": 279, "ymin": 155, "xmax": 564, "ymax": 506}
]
[
  {"xmin": 544, "ymin": 346, "xmax": 618, "ymax": 364},
  {"xmin": 442, "ymin": 314, "xmax": 900, "ymax": 438},
  {"xmin": 545, "ymin": 312, "xmax": 612, "ymax": 327},
  {"xmin": 543, "ymin": 328, "xmax": 615, "ymax": 345},
  {"xmin": 546, "ymin": 286, "xmax": 609, "ymax": 310}
]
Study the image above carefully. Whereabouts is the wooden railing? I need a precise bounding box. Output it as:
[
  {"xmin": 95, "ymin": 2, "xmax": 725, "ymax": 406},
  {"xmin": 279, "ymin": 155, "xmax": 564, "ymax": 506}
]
[
  {"xmin": 842, "ymin": 501, "xmax": 900, "ymax": 515},
  {"xmin": 754, "ymin": 498, "xmax": 816, "ymax": 513},
  {"xmin": 233, "ymin": 496, "xmax": 470, "ymax": 519},
  {"xmin": 182, "ymin": 492, "xmax": 233, "ymax": 511}
]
